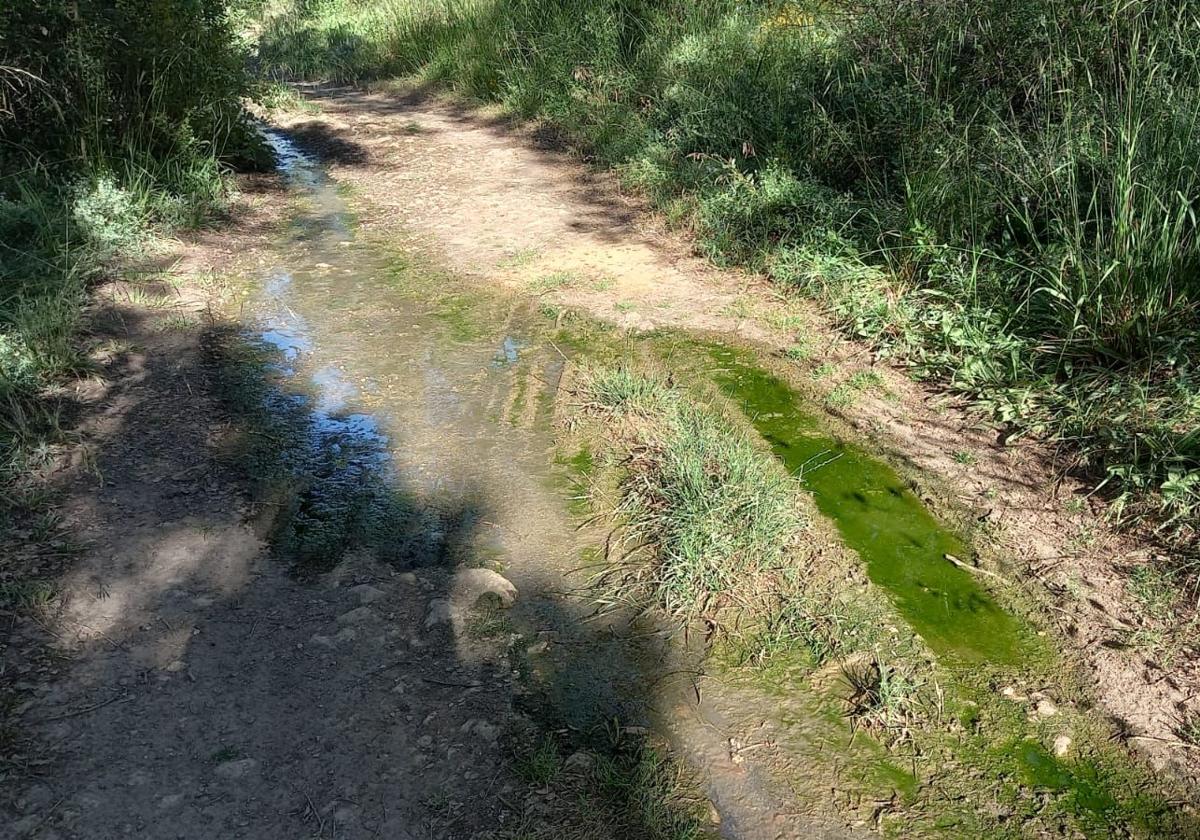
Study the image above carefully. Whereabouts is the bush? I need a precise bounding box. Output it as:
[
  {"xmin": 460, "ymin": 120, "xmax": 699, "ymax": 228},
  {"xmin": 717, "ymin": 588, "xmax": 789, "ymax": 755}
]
[{"xmin": 0, "ymin": 1, "xmax": 262, "ymax": 478}]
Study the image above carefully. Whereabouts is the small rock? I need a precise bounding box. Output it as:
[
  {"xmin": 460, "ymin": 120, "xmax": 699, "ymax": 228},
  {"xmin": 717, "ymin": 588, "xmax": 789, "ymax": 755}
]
[
  {"xmin": 165, "ymin": 660, "xmax": 187, "ymax": 673},
  {"xmin": 214, "ymin": 758, "xmax": 259, "ymax": 780},
  {"xmin": 1035, "ymin": 699, "xmax": 1058, "ymax": 718},
  {"xmin": 337, "ymin": 606, "xmax": 377, "ymax": 626},
  {"xmin": 425, "ymin": 599, "xmax": 457, "ymax": 629},
  {"xmin": 333, "ymin": 804, "xmax": 359, "ymax": 824},
  {"xmin": 10, "ymin": 816, "xmax": 39, "ymax": 834},
  {"xmin": 1053, "ymin": 734, "xmax": 1072, "ymax": 757},
  {"xmin": 334, "ymin": 627, "xmax": 358, "ymax": 643},
  {"xmin": 157, "ymin": 793, "xmax": 185, "ymax": 810},
  {"xmin": 349, "ymin": 584, "xmax": 386, "ymax": 605},
  {"xmin": 452, "ymin": 568, "xmax": 518, "ymax": 610},
  {"xmin": 564, "ymin": 751, "xmax": 595, "ymax": 773},
  {"xmin": 1000, "ymin": 685, "xmax": 1027, "ymax": 702},
  {"xmin": 525, "ymin": 641, "xmax": 549, "ymax": 656},
  {"xmin": 461, "ymin": 719, "xmax": 500, "ymax": 743},
  {"xmin": 417, "ymin": 735, "xmax": 434, "ymax": 749},
  {"xmin": 18, "ymin": 783, "xmax": 54, "ymax": 812},
  {"xmin": 397, "ymin": 572, "xmax": 418, "ymax": 585},
  {"xmin": 309, "ymin": 634, "xmax": 337, "ymax": 650}
]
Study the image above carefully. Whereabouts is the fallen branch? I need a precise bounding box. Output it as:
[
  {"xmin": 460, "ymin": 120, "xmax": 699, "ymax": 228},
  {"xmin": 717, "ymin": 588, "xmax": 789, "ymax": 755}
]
[{"xmin": 944, "ymin": 553, "xmax": 1010, "ymax": 585}]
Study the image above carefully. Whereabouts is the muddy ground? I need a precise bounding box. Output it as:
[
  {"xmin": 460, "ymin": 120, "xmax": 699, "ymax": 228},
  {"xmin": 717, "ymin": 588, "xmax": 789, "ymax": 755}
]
[
  {"xmin": 272, "ymin": 82, "xmax": 1199, "ymax": 781},
  {"xmin": 2, "ymin": 82, "xmax": 1198, "ymax": 840}
]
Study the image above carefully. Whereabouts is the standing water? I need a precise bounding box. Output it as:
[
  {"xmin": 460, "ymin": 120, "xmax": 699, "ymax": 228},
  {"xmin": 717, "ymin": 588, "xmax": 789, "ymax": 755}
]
[{"xmin": 704, "ymin": 344, "xmax": 1027, "ymax": 664}]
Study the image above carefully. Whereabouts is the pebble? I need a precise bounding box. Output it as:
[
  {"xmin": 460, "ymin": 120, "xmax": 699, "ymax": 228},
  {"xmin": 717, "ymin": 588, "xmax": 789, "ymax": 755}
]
[
  {"xmin": 1053, "ymin": 734, "xmax": 1072, "ymax": 757},
  {"xmin": 424, "ymin": 599, "xmax": 456, "ymax": 629},
  {"xmin": 460, "ymin": 719, "xmax": 500, "ymax": 743},
  {"xmin": 349, "ymin": 584, "xmax": 386, "ymax": 605},
  {"xmin": 337, "ymin": 606, "xmax": 377, "ymax": 625},
  {"xmin": 452, "ymin": 568, "xmax": 518, "ymax": 609},
  {"xmin": 564, "ymin": 751, "xmax": 595, "ymax": 773},
  {"xmin": 1035, "ymin": 699, "xmax": 1058, "ymax": 718}
]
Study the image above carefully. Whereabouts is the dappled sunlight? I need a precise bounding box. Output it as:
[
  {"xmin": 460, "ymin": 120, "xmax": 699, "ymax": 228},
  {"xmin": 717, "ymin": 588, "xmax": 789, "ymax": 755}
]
[{"xmin": 55, "ymin": 520, "xmax": 261, "ymax": 648}]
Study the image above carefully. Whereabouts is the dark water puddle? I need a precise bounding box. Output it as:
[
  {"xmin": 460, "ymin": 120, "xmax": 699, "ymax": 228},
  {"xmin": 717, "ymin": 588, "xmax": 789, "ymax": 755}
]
[{"xmin": 703, "ymin": 344, "xmax": 1026, "ymax": 665}]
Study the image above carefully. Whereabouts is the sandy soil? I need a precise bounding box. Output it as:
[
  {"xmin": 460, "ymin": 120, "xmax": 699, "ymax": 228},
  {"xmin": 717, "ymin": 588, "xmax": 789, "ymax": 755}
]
[{"xmin": 272, "ymin": 82, "xmax": 1200, "ymax": 784}]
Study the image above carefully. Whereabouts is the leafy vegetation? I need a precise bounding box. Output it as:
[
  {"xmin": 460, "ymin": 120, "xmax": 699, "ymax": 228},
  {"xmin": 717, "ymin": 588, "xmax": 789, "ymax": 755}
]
[
  {"xmin": 259, "ymin": 0, "xmax": 1199, "ymax": 549},
  {"xmin": 0, "ymin": 0, "xmax": 263, "ymax": 496}
]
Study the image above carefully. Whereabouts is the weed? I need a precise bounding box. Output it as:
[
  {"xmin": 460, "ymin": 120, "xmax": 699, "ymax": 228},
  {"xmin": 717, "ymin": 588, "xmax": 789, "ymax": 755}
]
[
  {"xmin": 1176, "ymin": 710, "xmax": 1200, "ymax": 747},
  {"xmin": 783, "ymin": 342, "xmax": 811, "ymax": 362},
  {"xmin": 515, "ymin": 735, "xmax": 561, "ymax": 786},
  {"xmin": 0, "ymin": 580, "xmax": 56, "ymax": 610},
  {"xmin": 583, "ymin": 366, "xmax": 675, "ymax": 418},
  {"xmin": 209, "ymin": 745, "xmax": 242, "ymax": 763},
  {"xmin": 952, "ymin": 451, "xmax": 977, "ymax": 466},
  {"xmin": 465, "ymin": 602, "xmax": 512, "ymax": 640},
  {"xmin": 826, "ymin": 370, "xmax": 883, "ymax": 409},
  {"xmin": 499, "ymin": 248, "xmax": 541, "ymax": 269},
  {"xmin": 532, "ymin": 271, "xmax": 580, "ymax": 293},
  {"xmin": 841, "ymin": 659, "xmax": 917, "ymax": 746},
  {"xmin": 1128, "ymin": 564, "xmax": 1179, "ymax": 622}
]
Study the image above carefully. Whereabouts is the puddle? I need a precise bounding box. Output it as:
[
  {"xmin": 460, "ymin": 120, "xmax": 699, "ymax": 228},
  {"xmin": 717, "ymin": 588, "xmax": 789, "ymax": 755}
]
[{"xmin": 702, "ymin": 344, "xmax": 1026, "ymax": 664}]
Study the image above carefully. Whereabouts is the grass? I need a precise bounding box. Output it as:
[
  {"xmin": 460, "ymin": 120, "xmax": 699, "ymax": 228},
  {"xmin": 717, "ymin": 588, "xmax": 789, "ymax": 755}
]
[
  {"xmin": 257, "ymin": 0, "xmax": 1199, "ymax": 555},
  {"xmin": 582, "ymin": 365, "xmax": 806, "ymax": 624},
  {"xmin": 565, "ymin": 353, "xmax": 1193, "ymax": 837},
  {"xmin": 0, "ymin": 579, "xmax": 56, "ymax": 610}
]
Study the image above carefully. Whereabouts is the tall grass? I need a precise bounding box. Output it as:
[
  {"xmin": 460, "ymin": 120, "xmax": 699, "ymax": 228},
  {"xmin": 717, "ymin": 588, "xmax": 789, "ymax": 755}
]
[{"xmin": 261, "ymin": 0, "xmax": 1200, "ymax": 545}]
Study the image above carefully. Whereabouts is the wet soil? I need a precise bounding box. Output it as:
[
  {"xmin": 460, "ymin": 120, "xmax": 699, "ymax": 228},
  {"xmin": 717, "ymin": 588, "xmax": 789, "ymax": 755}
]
[
  {"xmin": 271, "ymin": 82, "xmax": 1200, "ymax": 787},
  {"xmin": 2, "ymin": 79, "xmax": 1198, "ymax": 840}
]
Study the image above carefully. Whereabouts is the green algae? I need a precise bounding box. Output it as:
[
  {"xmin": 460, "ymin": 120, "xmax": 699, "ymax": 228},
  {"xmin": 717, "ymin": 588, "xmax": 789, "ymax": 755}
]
[{"xmin": 701, "ymin": 344, "xmax": 1026, "ymax": 664}]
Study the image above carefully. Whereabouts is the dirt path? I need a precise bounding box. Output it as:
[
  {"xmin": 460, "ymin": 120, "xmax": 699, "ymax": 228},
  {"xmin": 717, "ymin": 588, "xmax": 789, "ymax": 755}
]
[
  {"xmin": 0, "ymin": 203, "xmax": 546, "ymax": 837},
  {"xmin": 3, "ymin": 81, "xmax": 1197, "ymax": 840}
]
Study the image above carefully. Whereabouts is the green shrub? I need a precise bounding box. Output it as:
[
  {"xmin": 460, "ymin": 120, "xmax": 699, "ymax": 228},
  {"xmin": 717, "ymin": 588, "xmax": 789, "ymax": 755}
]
[{"xmin": 0, "ymin": 1, "xmax": 261, "ymax": 482}]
